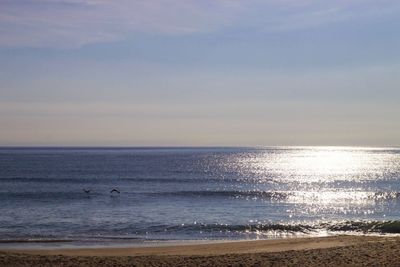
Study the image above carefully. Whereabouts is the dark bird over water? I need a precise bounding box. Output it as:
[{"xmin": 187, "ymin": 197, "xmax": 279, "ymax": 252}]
[
  {"xmin": 83, "ymin": 189, "xmax": 91, "ymax": 194},
  {"xmin": 110, "ymin": 189, "xmax": 120, "ymax": 194}
]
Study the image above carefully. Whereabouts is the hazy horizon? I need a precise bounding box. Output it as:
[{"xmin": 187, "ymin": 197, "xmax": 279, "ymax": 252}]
[{"xmin": 1, "ymin": 1, "xmax": 399, "ymax": 147}]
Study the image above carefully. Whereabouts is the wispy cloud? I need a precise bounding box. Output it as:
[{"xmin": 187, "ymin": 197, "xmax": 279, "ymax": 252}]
[
  {"xmin": 0, "ymin": 0, "xmax": 399, "ymax": 48},
  {"xmin": 0, "ymin": 0, "xmax": 240, "ymax": 47}
]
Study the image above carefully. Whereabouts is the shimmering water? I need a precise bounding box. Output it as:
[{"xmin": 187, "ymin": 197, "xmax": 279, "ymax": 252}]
[{"xmin": 1, "ymin": 147, "xmax": 400, "ymax": 244}]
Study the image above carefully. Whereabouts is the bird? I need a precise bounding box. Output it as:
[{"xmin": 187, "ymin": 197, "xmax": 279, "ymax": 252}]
[
  {"xmin": 110, "ymin": 188, "xmax": 120, "ymax": 194},
  {"xmin": 83, "ymin": 188, "xmax": 91, "ymax": 194}
]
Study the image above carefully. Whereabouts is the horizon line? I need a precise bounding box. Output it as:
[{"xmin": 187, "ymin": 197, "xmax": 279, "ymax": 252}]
[{"xmin": 0, "ymin": 145, "xmax": 399, "ymax": 149}]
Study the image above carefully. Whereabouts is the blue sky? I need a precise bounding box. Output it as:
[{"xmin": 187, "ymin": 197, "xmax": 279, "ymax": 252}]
[{"xmin": 0, "ymin": 0, "xmax": 399, "ymax": 146}]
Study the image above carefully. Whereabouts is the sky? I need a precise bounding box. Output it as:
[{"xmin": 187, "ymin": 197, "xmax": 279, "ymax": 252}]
[{"xmin": 0, "ymin": 0, "xmax": 399, "ymax": 146}]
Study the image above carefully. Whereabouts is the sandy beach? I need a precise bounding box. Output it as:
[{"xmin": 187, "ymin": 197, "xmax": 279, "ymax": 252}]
[{"xmin": 1, "ymin": 235, "xmax": 400, "ymax": 266}]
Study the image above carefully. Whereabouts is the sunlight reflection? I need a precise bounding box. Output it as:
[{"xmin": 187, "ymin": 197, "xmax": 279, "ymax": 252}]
[
  {"xmin": 231, "ymin": 147, "xmax": 400, "ymax": 206},
  {"xmin": 237, "ymin": 146, "xmax": 395, "ymax": 183},
  {"xmin": 289, "ymin": 190, "xmax": 372, "ymax": 204},
  {"xmin": 289, "ymin": 149, "xmax": 364, "ymax": 177}
]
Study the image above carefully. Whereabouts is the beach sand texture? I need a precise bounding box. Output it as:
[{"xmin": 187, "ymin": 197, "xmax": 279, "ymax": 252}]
[{"xmin": 1, "ymin": 235, "xmax": 400, "ymax": 266}]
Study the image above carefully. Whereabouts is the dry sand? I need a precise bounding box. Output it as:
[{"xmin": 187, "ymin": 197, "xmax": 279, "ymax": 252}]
[{"xmin": 1, "ymin": 235, "xmax": 400, "ymax": 266}]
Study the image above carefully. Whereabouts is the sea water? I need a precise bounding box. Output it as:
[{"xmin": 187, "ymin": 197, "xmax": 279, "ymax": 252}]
[{"xmin": 1, "ymin": 147, "xmax": 400, "ymax": 245}]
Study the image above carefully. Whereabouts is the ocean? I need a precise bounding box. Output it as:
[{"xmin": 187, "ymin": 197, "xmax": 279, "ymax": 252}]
[{"xmin": 1, "ymin": 147, "xmax": 400, "ymax": 246}]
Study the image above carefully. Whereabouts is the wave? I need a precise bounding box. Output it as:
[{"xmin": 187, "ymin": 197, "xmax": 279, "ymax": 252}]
[
  {"xmin": 0, "ymin": 191, "xmax": 101, "ymax": 200},
  {"xmin": 133, "ymin": 221, "xmax": 400, "ymax": 235},
  {"xmin": 0, "ymin": 177, "xmax": 244, "ymax": 184},
  {"xmin": 152, "ymin": 190, "xmax": 400, "ymax": 202},
  {"xmin": 154, "ymin": 190, "xmax": 291, "ymax": 200},
  {"xmin": 0, "ymin": 238, "xmax": 75, "ymax": 243},
  {"xmin": 2, "ymin": 221, "xmax": 400, "ymax": 243},
  {"xmin": 0, "ymin": 190, "xmax": 288, "ymax": 200},
  {"xmin": 323, "ymin": 221, "xmax": 400, "ymax": 233},
  {"xmin": 155, "ymin": 223, "xmax": 312, "ymax": 234},
  {"xmin": 371, "ymin": 192, "xmax": 400, "ymax": 200},
  {"xmin": 3, "ymin": 189, "xmax": 400, "ymax": 202}
]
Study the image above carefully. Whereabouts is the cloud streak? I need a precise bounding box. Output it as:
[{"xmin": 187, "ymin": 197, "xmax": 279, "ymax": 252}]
[
  {"xmin": 1, "ymin": 0, "xmax": 400, "ymax": 48},
  {"xmin": 0, "ymin": 0, "xmax": 240, "ymax": 47}
]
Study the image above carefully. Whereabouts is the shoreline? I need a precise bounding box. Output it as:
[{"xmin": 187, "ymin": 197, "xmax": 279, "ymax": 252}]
[
  {"xmin": 2, "ymin": 235, "xmax": 400, "ymax": 266},
  {"xmin": 0, "ymin": 235, "xmax": 396, "ymax": 254},
  {"xmin": 1, "ymin": 235, "xmax": 349, "ymax": 256}
]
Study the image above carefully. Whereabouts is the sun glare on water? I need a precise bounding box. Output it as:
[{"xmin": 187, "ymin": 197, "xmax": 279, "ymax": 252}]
[
  {"xmin": 234, "ymin": 147, "xmax": 399, "ymax": 205},
  {"xmin": 288, "ymin": 147, "xmax": 365, "ymax": 178}
]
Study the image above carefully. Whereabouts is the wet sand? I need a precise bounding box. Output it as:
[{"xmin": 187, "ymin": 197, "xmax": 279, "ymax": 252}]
[{"xmin": 1, "ymin": 235, "xmax": 400, "ymax": 266}]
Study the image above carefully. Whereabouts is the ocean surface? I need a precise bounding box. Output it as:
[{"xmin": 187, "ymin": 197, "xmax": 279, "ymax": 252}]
[{"xmin": 1, "ymin": 147, "xmax": 400, "ymax": 246}]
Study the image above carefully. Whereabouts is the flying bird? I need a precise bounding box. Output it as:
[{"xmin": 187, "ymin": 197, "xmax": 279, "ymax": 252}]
[
  {"xmin": 110, "ymin": 188, "xmax": 120, "ymax": 194},
  {"xmin": 83, "ymin": 189, "xmax": 91, "ymax": 194}
]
